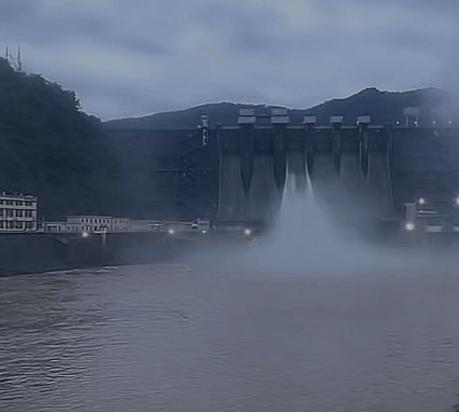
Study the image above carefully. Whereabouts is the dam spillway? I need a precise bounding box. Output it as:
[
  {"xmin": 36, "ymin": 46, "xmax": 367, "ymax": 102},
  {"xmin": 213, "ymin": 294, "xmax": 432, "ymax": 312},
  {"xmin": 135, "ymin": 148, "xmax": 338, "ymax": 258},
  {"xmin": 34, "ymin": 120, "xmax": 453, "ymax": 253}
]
[
  {"xmin": 106, "ymin": 109, "xmax": 459, "ymax": 229},
  {"xmin": 216, "ymin": 111, "xmax": 394, "ymax": 225}
]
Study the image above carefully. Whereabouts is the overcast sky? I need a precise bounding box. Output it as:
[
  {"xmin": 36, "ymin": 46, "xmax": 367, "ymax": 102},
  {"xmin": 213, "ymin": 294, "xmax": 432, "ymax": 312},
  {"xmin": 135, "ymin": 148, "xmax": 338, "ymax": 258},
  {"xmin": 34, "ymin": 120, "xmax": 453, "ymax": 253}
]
[{"xmin": 1, "ymin": 0, "xmax": 458, "ymax": 120}]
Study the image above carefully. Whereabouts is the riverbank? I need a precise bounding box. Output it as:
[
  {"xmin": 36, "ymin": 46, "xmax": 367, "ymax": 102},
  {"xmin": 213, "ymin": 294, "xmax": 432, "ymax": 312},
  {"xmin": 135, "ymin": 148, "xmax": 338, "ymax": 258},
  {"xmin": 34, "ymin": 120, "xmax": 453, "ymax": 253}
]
[{"xmin": 2, "ymin": 227, "xmax": 458, "ymax": 277}]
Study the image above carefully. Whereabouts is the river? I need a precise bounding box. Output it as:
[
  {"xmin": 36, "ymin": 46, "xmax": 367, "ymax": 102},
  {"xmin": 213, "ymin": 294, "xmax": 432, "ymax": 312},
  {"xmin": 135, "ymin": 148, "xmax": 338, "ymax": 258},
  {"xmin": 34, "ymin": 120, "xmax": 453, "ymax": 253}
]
[{"xmin": 0, "ymin": 259, "xmax": 458, "ymax": 412}]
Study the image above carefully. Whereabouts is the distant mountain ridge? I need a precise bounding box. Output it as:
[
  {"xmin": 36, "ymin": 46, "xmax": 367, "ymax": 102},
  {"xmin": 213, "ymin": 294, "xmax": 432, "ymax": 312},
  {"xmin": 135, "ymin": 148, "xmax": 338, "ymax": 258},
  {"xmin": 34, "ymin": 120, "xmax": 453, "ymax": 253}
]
[{"xmin": 104, "ymin": 87, "xmax": 457, "ymax": 129}]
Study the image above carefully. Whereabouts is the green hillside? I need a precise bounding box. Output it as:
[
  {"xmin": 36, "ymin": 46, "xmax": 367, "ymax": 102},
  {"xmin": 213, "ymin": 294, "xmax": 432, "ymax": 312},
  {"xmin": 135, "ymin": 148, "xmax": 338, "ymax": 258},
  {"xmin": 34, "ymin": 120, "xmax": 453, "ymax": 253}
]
[
  {"xmin": 105, "ymin": 102, "xmax": 251, "ymax": 129},
  {"xmin": 303, "ymin": 87, "xmax": 455, "ymax": 125},
  {"xmin": 0, "ymin": 57, "xmax": 119, "ymax": 219},
  {"xmin": 104, "ymin": 87, "xmax": 456, "ymax": 130}
]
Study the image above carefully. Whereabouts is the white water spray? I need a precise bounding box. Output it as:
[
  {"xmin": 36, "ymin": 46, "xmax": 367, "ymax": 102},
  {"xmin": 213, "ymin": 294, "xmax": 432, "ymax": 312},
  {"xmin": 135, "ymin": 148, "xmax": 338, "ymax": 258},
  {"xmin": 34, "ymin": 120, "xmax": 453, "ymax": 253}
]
[
  {"xmin": 188, "ymin": 168, "xmax": 431, "ymax": 276},
  {"xmin": 272, "ymin": 169, "xmax": 341, "ymax": 251},
  {"xmin": 244, "ymin": 169, "xmax": 387, "ymax": 275}
]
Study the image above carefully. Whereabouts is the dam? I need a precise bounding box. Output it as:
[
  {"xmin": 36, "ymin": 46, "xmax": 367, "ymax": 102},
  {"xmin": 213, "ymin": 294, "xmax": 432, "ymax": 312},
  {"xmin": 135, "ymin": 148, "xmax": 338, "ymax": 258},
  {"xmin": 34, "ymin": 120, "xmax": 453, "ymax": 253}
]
[{"xmin": 107, "ymin": 108, "xmax": 459, "ymax": 231}]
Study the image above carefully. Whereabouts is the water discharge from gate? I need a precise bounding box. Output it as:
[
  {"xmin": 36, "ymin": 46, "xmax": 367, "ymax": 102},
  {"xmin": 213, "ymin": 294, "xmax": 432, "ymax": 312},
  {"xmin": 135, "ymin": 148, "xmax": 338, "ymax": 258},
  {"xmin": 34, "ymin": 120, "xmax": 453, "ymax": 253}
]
[
  {"xmin": 188, "ymin": 166, "xmax": 429, "ymax": 276},
  {"xmin": 244, "ymin": 168, "xmax": 385, "ymax": 275}
]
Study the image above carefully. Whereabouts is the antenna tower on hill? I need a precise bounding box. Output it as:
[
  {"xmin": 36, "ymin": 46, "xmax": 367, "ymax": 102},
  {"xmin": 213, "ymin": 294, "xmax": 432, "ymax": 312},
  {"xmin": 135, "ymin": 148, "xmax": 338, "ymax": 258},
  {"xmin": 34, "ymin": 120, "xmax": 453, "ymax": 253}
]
[{"xmin": 5, "ymin": 45, "xmax": 23, "ymax": 72}]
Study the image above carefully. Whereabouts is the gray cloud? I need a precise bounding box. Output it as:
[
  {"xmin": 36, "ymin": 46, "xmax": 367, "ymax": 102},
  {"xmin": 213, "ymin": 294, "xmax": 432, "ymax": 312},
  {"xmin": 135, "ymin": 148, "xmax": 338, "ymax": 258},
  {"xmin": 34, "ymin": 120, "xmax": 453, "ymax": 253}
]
[
  {"xmin": 0, "ymin": 0, "xmax": 457, "ymax": 120},
  {"xmin": 0, "ymin": 0, "xmax": 40, "ymax": 23}
]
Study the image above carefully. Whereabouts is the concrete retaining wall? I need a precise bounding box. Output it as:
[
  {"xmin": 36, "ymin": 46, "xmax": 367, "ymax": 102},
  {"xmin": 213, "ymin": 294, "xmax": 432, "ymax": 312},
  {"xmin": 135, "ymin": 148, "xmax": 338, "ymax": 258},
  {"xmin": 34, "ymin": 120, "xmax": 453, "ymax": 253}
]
[{"xmin": 0, "ymin": 232, "xmax": 188, "ymax": 276}]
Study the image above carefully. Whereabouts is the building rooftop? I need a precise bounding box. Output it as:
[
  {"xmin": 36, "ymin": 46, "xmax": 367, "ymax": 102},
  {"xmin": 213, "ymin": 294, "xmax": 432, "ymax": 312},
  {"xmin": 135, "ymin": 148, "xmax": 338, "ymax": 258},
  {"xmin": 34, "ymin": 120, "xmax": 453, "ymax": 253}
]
[{"xmin": 0, "ymin": 192, "xmax": 36, "ymax": 199}]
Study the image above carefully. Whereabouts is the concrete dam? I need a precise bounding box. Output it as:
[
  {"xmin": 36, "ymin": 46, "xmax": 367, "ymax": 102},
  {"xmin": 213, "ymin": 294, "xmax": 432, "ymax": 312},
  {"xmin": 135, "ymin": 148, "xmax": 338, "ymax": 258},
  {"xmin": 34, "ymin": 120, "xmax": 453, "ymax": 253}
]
[{"xmin": 107, "ymin": 108, "xmax": 459, "ymax": 228}]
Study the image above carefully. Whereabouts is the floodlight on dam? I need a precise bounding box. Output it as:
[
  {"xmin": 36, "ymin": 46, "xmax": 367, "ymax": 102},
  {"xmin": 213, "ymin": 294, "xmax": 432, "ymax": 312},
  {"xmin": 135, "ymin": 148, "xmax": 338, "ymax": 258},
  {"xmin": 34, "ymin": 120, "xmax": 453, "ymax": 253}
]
[
  {"xmin": 244, "ymin": 229, "xmax": 252, "ymax": 236},
  {"xmin": 82, "ymin": 231, "xmax": 89, "ymax": 238},
  {"xmin": 455, "ymin": 196, "xmax": 459, "ymax": 206},
  {"xmin": 405, "ymin": 222, "xmax": 415, "ymax": 231},
  {"xmin": 418, "ymin": 197, "xmax": 426, "ymax": 205},
  {"xmin": 168, "ymin": 228, "xmax": 175, "ymax": 235}
]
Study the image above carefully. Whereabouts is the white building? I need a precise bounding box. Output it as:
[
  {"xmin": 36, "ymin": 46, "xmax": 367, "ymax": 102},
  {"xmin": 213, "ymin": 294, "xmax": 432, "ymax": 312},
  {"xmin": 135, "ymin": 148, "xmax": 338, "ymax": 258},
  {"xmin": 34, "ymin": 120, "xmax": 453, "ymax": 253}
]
[
  {"xmin": 0, "ymin": 193, "xmax": 37, "ymax": 232},
  {"xmin": 43, "ymin": 221, "xmax": 70, "ymax": 233},
  {"xmin": 43, "ymin": 216, "xmax": 211, "ymax": 235},
  {"xmin": 44, "ymin": 215, "xmax": 130, "ymax": 234},
  {"xmin": 111, "ymin": 218, "xmax": 130, "ymax": 232},
  {"xmin": 67, "ymin": 216, "xmax": 112, "ymax": 233}
]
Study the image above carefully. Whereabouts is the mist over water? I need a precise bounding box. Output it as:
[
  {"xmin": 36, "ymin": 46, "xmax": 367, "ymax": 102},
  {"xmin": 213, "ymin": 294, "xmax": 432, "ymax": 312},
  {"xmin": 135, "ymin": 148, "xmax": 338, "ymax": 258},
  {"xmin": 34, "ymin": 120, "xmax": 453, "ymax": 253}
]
[
  {"xmin": 198, "ymin": 170, "xmax": 428, "ymax": 277},
  {"xmin": 249, "ymin": 171, "xmax": 379, "ymax": 274}
]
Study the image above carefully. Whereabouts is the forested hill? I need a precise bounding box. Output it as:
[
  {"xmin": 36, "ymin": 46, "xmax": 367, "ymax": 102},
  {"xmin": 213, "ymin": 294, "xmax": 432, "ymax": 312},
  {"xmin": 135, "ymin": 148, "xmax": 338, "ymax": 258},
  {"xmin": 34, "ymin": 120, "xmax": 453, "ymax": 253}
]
[
  {"xmin": 0, "ymin": 57, "xmax": 118, "ymax": 219},
  {"xmin": 104, "ymin": 87, "xmax": 456, "ymax": 129}
]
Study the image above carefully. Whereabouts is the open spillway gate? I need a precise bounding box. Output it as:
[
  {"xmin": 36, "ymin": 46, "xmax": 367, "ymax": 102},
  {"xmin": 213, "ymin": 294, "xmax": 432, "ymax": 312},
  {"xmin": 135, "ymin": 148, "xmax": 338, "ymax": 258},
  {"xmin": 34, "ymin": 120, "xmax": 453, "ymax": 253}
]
[{"xmin": 216, "ymin": 110, "xmax": 394, "ymax": 225}]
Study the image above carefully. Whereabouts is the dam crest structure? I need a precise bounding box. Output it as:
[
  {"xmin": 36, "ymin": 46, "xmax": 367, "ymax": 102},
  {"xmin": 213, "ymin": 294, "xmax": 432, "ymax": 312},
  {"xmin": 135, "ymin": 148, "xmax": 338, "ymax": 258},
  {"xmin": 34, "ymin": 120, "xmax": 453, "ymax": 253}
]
[{"xmin": 107, "ymin": 108, "xmax": 459, "ymax": 231}]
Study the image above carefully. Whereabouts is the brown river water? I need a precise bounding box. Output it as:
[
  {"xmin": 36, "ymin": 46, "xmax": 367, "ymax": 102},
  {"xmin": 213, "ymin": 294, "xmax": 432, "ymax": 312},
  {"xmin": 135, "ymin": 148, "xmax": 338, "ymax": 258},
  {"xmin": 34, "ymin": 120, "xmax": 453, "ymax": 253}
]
[{"xmin": 1, "ymin": 259, "xmax": 459, "ymax": 412}]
